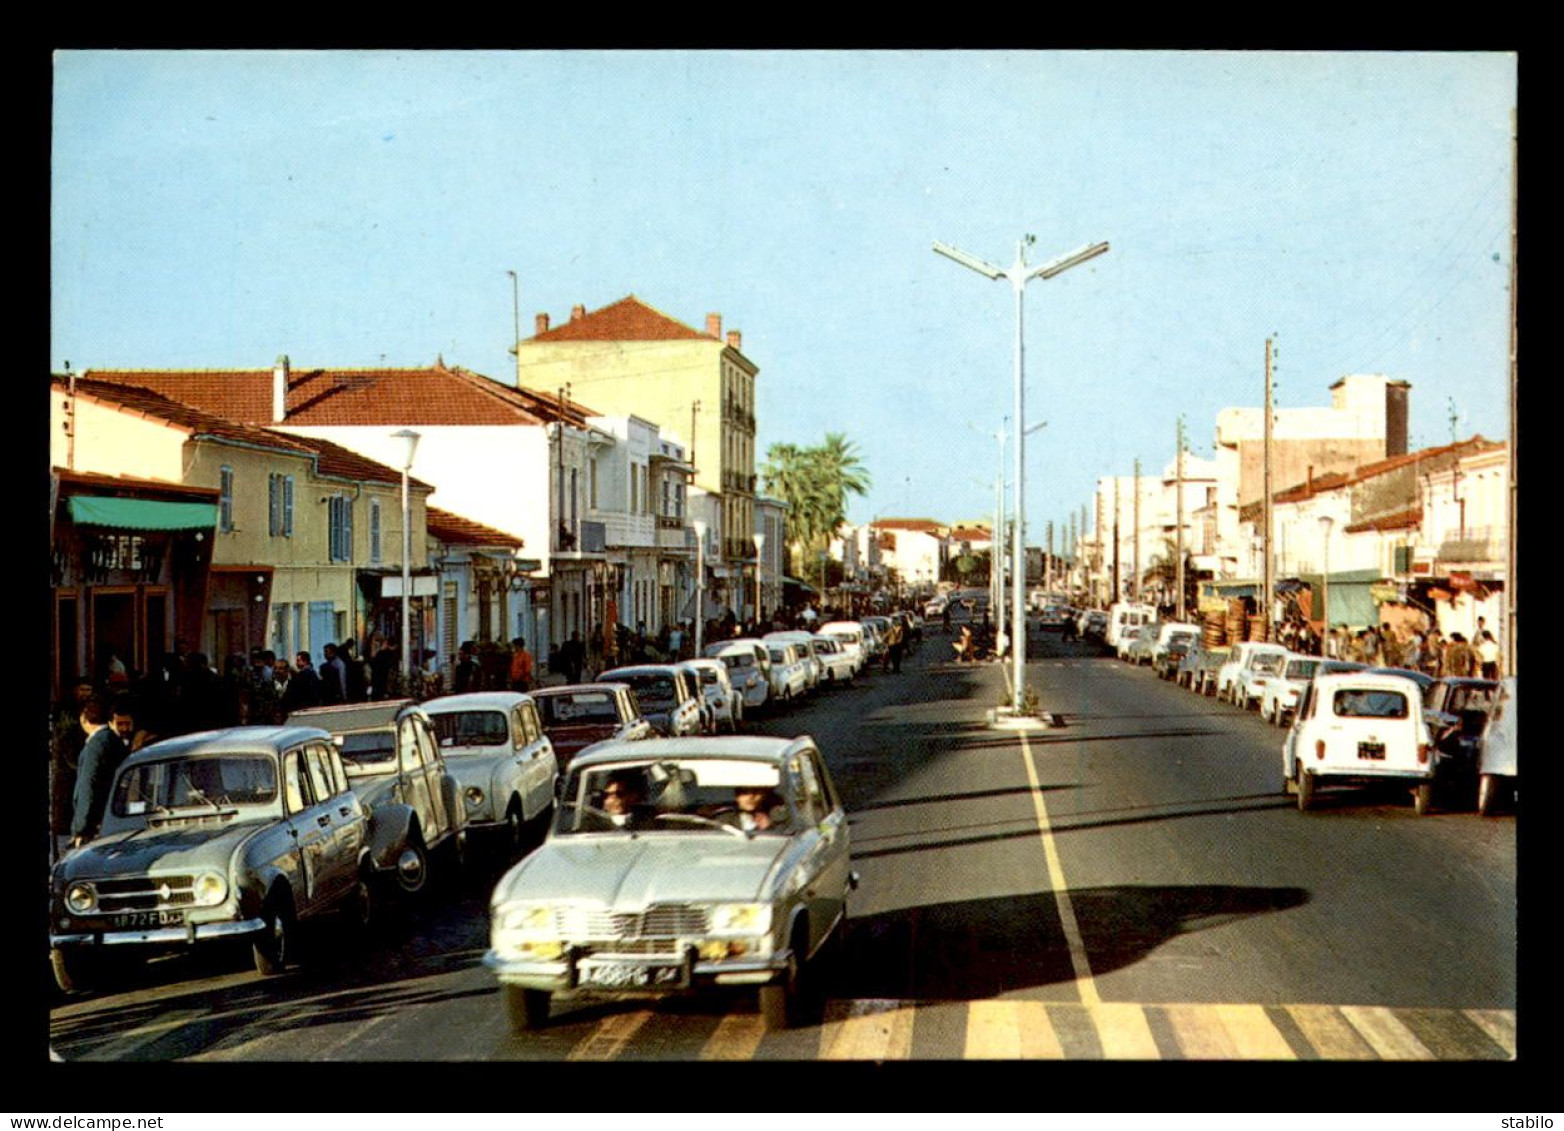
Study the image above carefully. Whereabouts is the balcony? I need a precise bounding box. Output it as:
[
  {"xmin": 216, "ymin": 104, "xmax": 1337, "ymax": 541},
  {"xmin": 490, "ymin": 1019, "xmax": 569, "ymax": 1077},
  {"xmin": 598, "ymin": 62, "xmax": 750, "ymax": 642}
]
[{"xmin": 1437, "ymin": 537, "xmax": 1499, "ymax": 564}]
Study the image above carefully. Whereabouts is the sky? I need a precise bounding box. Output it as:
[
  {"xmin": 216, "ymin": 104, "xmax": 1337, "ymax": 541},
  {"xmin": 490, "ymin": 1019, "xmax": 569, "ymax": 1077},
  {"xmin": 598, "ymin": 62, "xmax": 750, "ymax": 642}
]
[{"xmin": 52, "ymin": 51, "xmax": 1517, "ymax": 545}]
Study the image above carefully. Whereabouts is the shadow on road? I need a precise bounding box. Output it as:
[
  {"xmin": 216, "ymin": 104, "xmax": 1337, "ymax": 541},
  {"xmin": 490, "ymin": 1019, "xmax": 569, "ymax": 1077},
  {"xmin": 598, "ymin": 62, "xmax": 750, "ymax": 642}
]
[{"xmin": 839, "ymin": 882, "xmax": 1308, "ymax": 1000}]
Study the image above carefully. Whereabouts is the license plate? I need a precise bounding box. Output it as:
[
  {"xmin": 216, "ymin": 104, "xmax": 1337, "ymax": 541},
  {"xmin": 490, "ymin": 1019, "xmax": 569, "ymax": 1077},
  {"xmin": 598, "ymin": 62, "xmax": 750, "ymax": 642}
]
[
  {"xmin": 580, "ymin": 962, "xmax": 684, "ymax": 989},
  {"xmin": 117, "ymin": 910, "xmax": 186, "ymax": 928},
  {"xmin": 1358, "ymin": 741, "xmax": 1386, "ymax": 760}
]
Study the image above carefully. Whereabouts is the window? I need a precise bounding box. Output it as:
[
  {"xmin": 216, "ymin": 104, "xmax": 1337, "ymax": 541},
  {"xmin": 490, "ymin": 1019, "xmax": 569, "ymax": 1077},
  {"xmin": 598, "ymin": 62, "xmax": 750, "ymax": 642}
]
[
  {"xmin": 268, "ymin": 474, "xmax": 295, "ymax": 537},
  {"xmin": 219, "ymin": 466, "xmax": 234, "ymax": 532},
  {"xmin": 283, "ymin": 750, "xmax": 310, "ymax": 814},
  {"xmin": 329, "ymin": 496, "xmax": 354, "ymax": 562},
  {"xmin": 370, "ymin": 500, "xmax": 382, "ymax": 564},
  {"xmin": 304, "ymin": 745, "xmax": 335, "ymax": 802},
  {"xmin": 398, "ymin": 720, "xmax": 423, "ymax": 772},
  {"xmin": 629, "ymin": 464, "xmax": 638, "ymax": 514}
]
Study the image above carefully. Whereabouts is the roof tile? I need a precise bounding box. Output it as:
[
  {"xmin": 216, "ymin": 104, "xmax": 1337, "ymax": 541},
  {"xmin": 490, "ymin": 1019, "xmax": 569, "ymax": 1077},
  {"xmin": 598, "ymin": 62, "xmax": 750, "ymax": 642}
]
[{"xmin": 530, "ymin": 295, "xmax": 711, "ymax": 343}]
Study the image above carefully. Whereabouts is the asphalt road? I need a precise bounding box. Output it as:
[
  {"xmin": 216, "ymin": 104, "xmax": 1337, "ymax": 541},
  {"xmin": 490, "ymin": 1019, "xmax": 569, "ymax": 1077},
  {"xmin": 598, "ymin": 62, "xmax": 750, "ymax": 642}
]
[{"xmin": 48, "ymin": 626, "xmax": 1517, "ymax": 1062}]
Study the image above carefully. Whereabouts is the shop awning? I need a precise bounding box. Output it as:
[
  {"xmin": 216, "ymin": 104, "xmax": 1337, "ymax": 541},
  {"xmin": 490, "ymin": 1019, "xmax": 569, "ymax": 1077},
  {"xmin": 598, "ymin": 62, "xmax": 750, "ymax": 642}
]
[{"xmin": 67, "ymin": 496, "xmax": 217, "ymax": 531}]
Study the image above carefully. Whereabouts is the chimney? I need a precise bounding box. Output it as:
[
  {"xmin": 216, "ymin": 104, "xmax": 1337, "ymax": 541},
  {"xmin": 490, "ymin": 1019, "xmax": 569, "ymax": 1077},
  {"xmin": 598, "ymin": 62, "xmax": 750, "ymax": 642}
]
[
  {"xmin": 535, "ymin": 312, "xmax": 550, "ymax": 335},
  {"xmin": 726, "ymin": 330, "xmax": 742, "ymax": 351},
  {"xmin": 1385, "ymin": 380, "xmax": 1410, "ymax": 457},
  {"xmin": 272, "ymin": 355, "xmax": 289, "ymax": 423},
  {"xmin": 571, "ymin": 304, "xmax": 585, "ymax": 321},
  {"xmin": 706, "ymin": 312, "xmax": 722, "ymax": 339}
]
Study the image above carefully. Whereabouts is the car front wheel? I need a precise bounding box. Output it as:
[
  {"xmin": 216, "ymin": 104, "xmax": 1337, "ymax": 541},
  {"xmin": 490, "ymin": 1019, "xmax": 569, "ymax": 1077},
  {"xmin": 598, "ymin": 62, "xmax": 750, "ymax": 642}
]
[
  {"xmin": 253, "ymin": 896, "xmax": 295, "ymax": 976},
  {"xmin": 504, "ymin": 985, "xmax": 551, "ymax": 1033},
  {"xmin": 395, "ymin": 836, "xmax": 431, "ymax": 896},
  {"xmin": 51, "ymin": 946, "xmax": 99, "ymax": 995}
]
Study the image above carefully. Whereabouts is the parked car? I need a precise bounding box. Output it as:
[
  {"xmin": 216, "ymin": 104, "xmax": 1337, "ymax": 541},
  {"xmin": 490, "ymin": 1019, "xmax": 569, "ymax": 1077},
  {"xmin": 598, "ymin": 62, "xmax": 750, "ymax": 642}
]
[
  {"xmin": 531, "ymin": 683, "xmax": 654, "ymax": 778},
  {"xmin": 1126, "ymin": 626, "xmax": 1163, "ymax": 666},
  {"xmin": 764, "ymin": 632, "xmax": 823, "ymax": 694},
  {"xmin": 1283, "ymin": 671, "xmax": 1436, "ymax": 814},
  {"xmin": 675, "ymin": 661, "xmax": 719, "ymax": 734},
  {"xmin": 811, "ymin": 634, "xmax": 857, "ymax": 685},
  {"xmin": 706, "ymin": 641, "xmax": 772, "ymax": 713},
  {"xmin": 1217, "ymin": 642, "xmax": 1289, "ymax": 704},
  {"xmin": 1105, "ymin": 603, "xmax": 1156, "ymax": 649},
  {"xmin": 420, "ymin": 692, "xmax": 560, "ymax": 853},
  {"xmin": 1189, "ymin": 646, "xmax": 1229, "ymax": 696},
  {"xmin": 1116, "ymin": 626, "xmax": 1148, "ymax": 662},
  {"xmin": 286, "ymin": 700, "xmax": 467, "ymax": 897},
  {"xmin": 1232, "ymin": 645, "xmax": 1292, "ymax": 710},
  {"xmin": 50, "ymin": 726, "xmax": 371, "ymax": 993},
  {"xmin": 764, "ymin": 641, "xmax": 810, "ymax": 705},
  {"xmin": 598, "ymin": 665, "xmax": 704, "ymax": 738},
  {"xmin": 1154, "ymin": 637, "xmax": 1195, "ymax": 680},
  {"xmin": 1149, "ymin": 624, "xmax": 1202, "ymax": 668},
  {"xmin": 816, "ymin": 621, "xmax": 868, "ymax": 674},
  {"xmin": 1079, "ymin": 610, "xmax": 1109, "ymax": 640},
  {"xmin": 688, "ymin": 657, "xmax": 743, "ymax": 732},
  {"xmin": 1421, "ymin": 677, "xmax": 1500, "ymax": 804},
  {"xmin": 1258, "ymin": 655, "xmax": 1322, "ymax": 726},
  {"xmin": 1476, "ymin": 677, "xmax": 1516, "ymax": 816},
  {"xmin": 1038, "ymin": 605, "xmax": 1072, "ymax": 631},
  {"xmin": 484, "ymin": 736, "xmax": 856, "ymax": 1032}
]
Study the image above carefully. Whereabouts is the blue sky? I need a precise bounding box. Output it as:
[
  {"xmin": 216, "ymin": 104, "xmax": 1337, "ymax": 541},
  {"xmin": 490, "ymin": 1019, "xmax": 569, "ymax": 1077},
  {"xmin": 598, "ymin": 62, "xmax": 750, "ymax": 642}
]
[{"xmin": 52, "ymin": 51, "xmax": 1516, "ymax": 543}]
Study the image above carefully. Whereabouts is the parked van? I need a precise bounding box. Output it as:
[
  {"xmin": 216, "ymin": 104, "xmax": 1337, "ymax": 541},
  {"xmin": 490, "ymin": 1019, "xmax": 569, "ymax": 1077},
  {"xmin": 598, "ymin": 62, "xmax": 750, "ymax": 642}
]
[{"xmin": 1105, "ymin": 603, "xmax": 1157, "ymax": 648}]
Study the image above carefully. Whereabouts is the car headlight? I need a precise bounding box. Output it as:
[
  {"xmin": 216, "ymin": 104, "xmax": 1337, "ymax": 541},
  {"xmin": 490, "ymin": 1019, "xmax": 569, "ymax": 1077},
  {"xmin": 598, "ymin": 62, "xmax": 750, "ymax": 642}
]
[
  {"xmin": 707, "ymin": 903, "xmax": 772, "ymax": 937},
  {"xmin": 64, "ymin": 883, "xmax": 97, "ymax": 914},
  {"xmin": 494, "ymin": 902, "xmax": 558, "ymax": 939},
  {"xmin": 465, "ymin": 786, "xmax": 485, "ymax": 809},
  {"xmin": 192, "ymin": 871, "xmax": 228, "ymax": 907}
]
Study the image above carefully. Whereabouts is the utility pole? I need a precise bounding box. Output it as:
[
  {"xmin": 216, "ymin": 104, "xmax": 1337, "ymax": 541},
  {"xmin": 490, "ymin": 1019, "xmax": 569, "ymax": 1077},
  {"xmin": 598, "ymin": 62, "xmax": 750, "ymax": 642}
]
[
  {"xmin": 1176, "ymin": 415, "xmax": 1187, "ymax": 622},
  {"xmin": 1112, "ymin": 477, "xmax": 1121, "ymax": 604},
  {"xmin": 1507, "ymin": 104, "xmax": 1518, "ymax": 677},
  {"xmin": 506, "ymin": 270, "xmax": 520, "ymax": 356},
  {"xmin": 1263, "ymin": 338, "xmax": 1275, "ymax": 642},
  {"xmin": 1133, "ymin": 459, "xmax": 1141, "ymax": 603},
  {"xmin": 690, "ymin": 401, "xmax": 701, "ymax": 483},
  {"xmin": 1046, "ymin": 520, "xmax": 1054, "ymax": 594}
]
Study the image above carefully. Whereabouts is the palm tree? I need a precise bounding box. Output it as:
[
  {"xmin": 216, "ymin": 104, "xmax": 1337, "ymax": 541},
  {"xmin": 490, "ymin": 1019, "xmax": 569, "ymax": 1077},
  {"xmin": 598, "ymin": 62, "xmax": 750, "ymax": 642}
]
[{"xmin": 762, "ymin": 434, "xmax": 872, "ymax": 578}]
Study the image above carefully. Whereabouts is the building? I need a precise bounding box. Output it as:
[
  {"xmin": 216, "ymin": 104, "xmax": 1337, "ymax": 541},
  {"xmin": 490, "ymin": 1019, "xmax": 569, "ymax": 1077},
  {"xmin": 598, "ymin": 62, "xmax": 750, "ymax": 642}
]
[
  {"xmin": 754, "ymin": 496, "xmax": 788, "ymax": 622},
  {"xmin": 864, "ymin": 519, "xmax": 947, "ymax": 592},
  {"xmin": 513, "ymin": 297, "xmax": 759, "ymax": 612}
]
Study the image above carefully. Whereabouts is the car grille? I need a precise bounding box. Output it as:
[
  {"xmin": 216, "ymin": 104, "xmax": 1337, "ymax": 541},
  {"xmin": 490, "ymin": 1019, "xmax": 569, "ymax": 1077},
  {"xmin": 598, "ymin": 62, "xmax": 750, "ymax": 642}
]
[
  {"xmin": 92, "ymin": 875, "xmax": 199, "ymax": 912},
  {"xmin": 554, "ymin": 904, "xmax": 710, "ymax": 940},
  {"xmin": 580, "ymin": 939, "xmax": 685, "ymax": 958}
]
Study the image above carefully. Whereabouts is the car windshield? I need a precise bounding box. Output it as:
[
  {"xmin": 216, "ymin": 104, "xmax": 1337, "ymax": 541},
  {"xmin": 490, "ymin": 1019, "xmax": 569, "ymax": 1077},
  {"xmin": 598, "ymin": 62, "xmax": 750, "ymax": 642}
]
[
  {"xmin": 815, "ymin": 638, "xmax": 838, "ymax": 654},
  {"xmin": 768, "ymin": 648, "xmax": 789, "ymax": 664},
  {"xmin": 337, "ymin": 731, "xmax": 397, "ymax": 773},
  {"xmin": 539, "ymin": 691, "xmax": 621, "ymax": 726},
  {"xmin": 624, "ymin": 675, "xmax": 676, "ymax": 708},
  {"xmin": 429, "ymin": 710, "xmax": 508, "ymax": 749},
  {"xmin": 112, "ymin": 754, "xmax": 278, "ymax": 816},
  {"xmin": 698, "ymin": 668, "xmax": 719, "ymax": 685},
  {"xmin": 1253, "ymin": 653, "xmax": 1287, "ymax": 675},
  {"xmin": 1286, "ymin": 660, "xmax": 1321, "ymax": 681},
  {"xmin": 554, "ymin": 757, "xmax": 792, "ymax": 836},
  {"xmin": 1334, "ymin": 689, "xmax": 1409, "ymax": 719},
  {"xmin": 1449, "ymin": 685, "xmax": 1497, "ymax": 713},
  {"xmin": 719, "ymin": 653, "xmax": 751, "ymax": 670}
]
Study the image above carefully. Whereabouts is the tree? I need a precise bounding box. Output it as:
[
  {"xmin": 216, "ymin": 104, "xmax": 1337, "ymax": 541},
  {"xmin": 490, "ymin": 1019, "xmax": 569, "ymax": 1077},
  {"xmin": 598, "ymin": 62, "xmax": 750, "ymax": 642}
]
[{"xmin": 761, "ymin": 434, "xmax": 872, "ymax": 572}]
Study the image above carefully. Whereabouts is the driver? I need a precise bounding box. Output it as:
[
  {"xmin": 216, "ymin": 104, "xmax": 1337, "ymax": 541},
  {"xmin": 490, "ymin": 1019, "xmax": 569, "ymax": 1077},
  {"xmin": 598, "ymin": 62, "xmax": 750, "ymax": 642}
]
[{"xmin": 599, "ymin": 768, "xmax": 657, "ymax": 830}]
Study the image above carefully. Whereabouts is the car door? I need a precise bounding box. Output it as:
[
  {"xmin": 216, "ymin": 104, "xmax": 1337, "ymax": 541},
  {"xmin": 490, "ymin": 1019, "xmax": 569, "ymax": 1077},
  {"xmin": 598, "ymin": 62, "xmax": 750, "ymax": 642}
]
[
  {"xmin": 414, "ymin": 716, "xmax": 457, "ymax": 841},
  {"xmin": 397, "ymin": 717, "xmax": 441, "ymax": 846},
  {"xmin": 302, "ymin": 741, "xmax": 357, "ymax": 906},
  {"xmin": 280, "ymin": 746, "xmax": 328, "ymax": 913},
  {"xmin": 790, "ymin": 748, "xmax": 849, "ymax": 958},
  {"xmin": 516, "ymin": 700, "xmax": 557, "ymax": 820}
]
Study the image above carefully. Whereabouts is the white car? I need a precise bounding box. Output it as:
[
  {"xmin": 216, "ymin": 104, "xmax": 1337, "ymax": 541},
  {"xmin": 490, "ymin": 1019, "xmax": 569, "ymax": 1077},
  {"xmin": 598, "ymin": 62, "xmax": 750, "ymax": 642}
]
[
  {"xmin": 422, "ymin": 692, "xmax": 560, "ymax": 853},
  {"xmin": 811, "ymin": 635, "xmax": 857, "ymax": 685},
  {"xmin": 1216, "ymin": 642, "xmax": 1289, "ymax": 704},
  {"xmin": 687, "ymin": 657, "xmax": 743, "ymax": 733},
  {"xmin": 1476, "ymin": 677, "xmax": 1516, "ymax": 816},
  {"xmin": 765, "ymin": 632, "xmax": 822, "ymax": 694},
  {"xmin": 1258, "ymin": 654, "xmax": 1323, "ymax": 726},
  {"xmin": 707, "ymin": 640, "xmax": 772, "ymax": 712},
  {"xmin": 1283, "ymin": 671, "xmax": 1436, "ymax": 814},
  {"xmin": 764, "ymin": 642, "xmax": 810, "ymax": 705},
  {"xmin": 1116, "ymin": 626, "xmax": 1148, "ymax": 662},
  {"xmin": 1232, "ymin": 645, "xmax": 1292, "ymax": 710},
  {"xmin": 817, "ymin": 621, "xmax": 867, "ymax": 674}
]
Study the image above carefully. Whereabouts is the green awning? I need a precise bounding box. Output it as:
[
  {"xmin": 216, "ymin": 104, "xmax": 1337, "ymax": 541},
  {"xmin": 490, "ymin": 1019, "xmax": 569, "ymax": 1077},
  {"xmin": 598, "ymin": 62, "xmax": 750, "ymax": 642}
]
[{"xmin": 68, "ymin": 496, "xmax": 217, "ymax": 531}]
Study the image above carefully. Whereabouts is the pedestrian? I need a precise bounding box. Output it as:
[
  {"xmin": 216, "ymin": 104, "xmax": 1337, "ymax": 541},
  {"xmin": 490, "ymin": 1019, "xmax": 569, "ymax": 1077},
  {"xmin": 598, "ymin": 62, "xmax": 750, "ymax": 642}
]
[
  {"xmin": 320, "ymin": 642, "xmax": 346, "ymax": 705},
  {"xmin": 508, "ymin": 637, "xmax": 535, "ymax": 693},
  {"xmin": 282, "ymin": 651, "xmax": 322, "ymax": 713},
  {"xmin": 1423, "ymin": 629, "xmax": 1445, "ymax": 677},
  {"xmin": 70, "ymin": 695, "xmax": 129, "ymax": 849},
  {"xmin": 369, "ymin": 634, "xmax": 398, "ymax": 700},
  {"xmin": 1477, "ymin": 631, "xmax": 1501, "ymax": 680},
  {"xmin": 180, "ymin": 652, "xmax": 223, "ymax": 733},
  {"xmin": 884, "ymin": 617, "xmax": 905, "ymax": 674},
  {"xmin": 340, "ymin": 638, "xmax": 368, "ymax": 702},
  {"xmin": 50, "ymin": 679, "xmax": 95, "ymax": 861},
  {"xmin": 1443, "ymin": 632, "xmax": 1478, "ymax": 678},
  {"xmin": 1402, "ymin": 629, "xmax": 1422, "ymax": 674},
  {"xmin": 562, "ymin": 631, "xmax": 586, "ymax": 684},
  {"xmin": 453, "ymin": 641, "xmax": 480, "ymax": 693}
]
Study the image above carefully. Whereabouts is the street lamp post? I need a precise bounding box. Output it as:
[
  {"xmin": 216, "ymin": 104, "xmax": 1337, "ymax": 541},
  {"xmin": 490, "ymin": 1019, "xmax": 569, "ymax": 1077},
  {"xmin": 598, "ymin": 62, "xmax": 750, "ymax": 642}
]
[
  {"xmin": 1318, "ymin": 514, "xmax": 1334, "ymax": 657},
  {"xmin": 935, "ymin": 236, "xmax": 1108, "ymax": 714},
  {"xmin": 393, "ymin": 429, "xmax": 422, "ymax": 689},
  {"xmin": 693, "ymin": 519, "xmax": 708, "ymax": 656},
  {"xmin": 753, "ymin": 532, "xmax": 766, "ymax": 628}
]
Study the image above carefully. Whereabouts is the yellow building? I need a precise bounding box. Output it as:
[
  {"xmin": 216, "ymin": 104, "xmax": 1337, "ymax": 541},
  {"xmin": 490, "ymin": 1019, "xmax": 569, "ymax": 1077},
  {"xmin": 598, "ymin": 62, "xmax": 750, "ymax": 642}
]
[{"xmin": 514, "ymin": 297, "xmax": 759, "ymax": 593}]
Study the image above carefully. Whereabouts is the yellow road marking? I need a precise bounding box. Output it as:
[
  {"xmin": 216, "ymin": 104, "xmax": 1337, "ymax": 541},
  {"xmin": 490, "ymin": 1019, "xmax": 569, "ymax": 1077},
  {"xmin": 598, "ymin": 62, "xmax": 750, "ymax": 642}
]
[
  {"xmin": 964, "ymin": 1000, "xmax": 1022, "ymax": 1059},
  {"xmin": 821, "ymin": 999, "xmax": 914, "ymax": 1060},
  {"xmin": 1018, "ymin": 728, "xmax": 1098, "ymax": 1006},
  {"xmin": 1464, "ymin": 1008, "xmax": 1517, "ymax": 1058},
  {"xmin": 1088, "ymin": 1003, "xmax": 1160, "ymax": 1059},
  {"xmin": 566, "ymin": 1009, "xmax": 653, "ymax": 1061},
  {"xmin": 1285, "ymin": 1004, "xmax": 1377, "ymax": 1059},
  {"xmin": 1165, "ymin": 1003, "xmax": 1240, "ymax": 1059},
  {"xmin": 1214, "ymin": 1004, "xmax": 1296, "ymax": 1060},
  {"xmin": 1340, "ymin": 1005, "xmax": 1436, "ymax": 1060},
  {"xmin": 699, "ymin": 1012, "xmax": 767, "ymax": 1061}
]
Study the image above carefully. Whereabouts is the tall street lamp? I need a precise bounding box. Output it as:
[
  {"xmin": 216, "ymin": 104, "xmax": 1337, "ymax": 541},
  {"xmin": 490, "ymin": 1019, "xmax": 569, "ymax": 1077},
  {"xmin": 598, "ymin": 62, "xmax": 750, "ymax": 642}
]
[
  {"xmin": 935, "ymin": 235, "xmax": 1108, "ymax": 714},
  {"xmin": 1318, "ymin": 514, "xmax": 1334, "ymax": 657},
  {"xmin": 693, "ymin": 519, "xmax": 708, "ymax": 656},
  {"xmin": 753, "ymin": 532, "xmax": 766, "ymax": 627},
  {"xmin": 393, "ymin": 428, "xmax": 422, "ymax": 688}
]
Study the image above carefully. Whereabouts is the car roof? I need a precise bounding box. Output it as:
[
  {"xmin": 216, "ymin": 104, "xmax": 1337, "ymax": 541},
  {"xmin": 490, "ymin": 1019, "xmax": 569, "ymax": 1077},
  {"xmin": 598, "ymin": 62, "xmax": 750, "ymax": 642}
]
[
  {"xmin": 817, "ymin": 621, "xmax": 862, "ymax": 632},
  {"xmin": 286, "ymin": 700, "xmax": 421, "ymax": 732},
  {"xmin": 421, "ymin": 691, "xmax": 533, "ymax": 713},
  {"xmin": 568, "ymin": 735, "xmax": 815, "ymax": 771},
  {"xmin": 600, "ymin": 665, "xmax": 680, "ymax": 679},
  {"xmin": 1311, "ymin": 671, "xmax": 1427, "ymax": 693},
  {"xmin": 121, "ymin": 725, "xmax": 332, "ymax": 766},
  {"xmin": 534, "ymin": 682, "xmax": 630, "ymax": 697}
]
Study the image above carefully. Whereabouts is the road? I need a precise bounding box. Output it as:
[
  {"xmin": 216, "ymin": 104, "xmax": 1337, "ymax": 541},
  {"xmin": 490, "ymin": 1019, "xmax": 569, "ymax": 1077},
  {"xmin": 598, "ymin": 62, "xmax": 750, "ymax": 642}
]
[{"xmin": 49, "ymin": 625, "xmax": 1517, "ymax": 1062}]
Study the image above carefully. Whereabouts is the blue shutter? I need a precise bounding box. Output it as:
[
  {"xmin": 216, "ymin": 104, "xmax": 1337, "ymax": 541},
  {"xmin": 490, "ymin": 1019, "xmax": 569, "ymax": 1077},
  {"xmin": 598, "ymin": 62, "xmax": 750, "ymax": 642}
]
[{"xmin": 283, "ymin": 476, "xmax": 294, "ymax": 537}]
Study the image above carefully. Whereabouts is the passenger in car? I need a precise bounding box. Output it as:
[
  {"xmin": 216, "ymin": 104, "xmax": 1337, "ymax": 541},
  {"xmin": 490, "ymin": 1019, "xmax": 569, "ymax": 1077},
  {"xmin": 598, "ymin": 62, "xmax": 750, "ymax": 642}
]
[
  {"xmin": 718, "ymin": 786, "xmax": 790, "ymax": 833},
  {"xmin": 599, "ymin": 769, "xmax": 658, "ymax": 830}
]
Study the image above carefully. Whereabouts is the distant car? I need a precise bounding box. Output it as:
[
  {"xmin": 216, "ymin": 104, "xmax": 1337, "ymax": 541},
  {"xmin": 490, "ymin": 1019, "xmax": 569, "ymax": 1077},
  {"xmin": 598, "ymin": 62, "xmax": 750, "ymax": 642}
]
[
  {"xmin": 810, "ymin": 634, "xmax": 857, "ymax": 685},
  {"xmin": 1126, "ymin": 627, "xmax": 1162, "ymax": 666},
  {"xmin": 531, "ymin": 683, "xmax": 654, "ymax": 777},
  {"xmin": 1189, "ymin": 647, "xmax": 1229, "ymax": 696},
  {"xmin": 484, "ymin": 736, "xmax": 856, "ymax": 1033},
  {"xmin": 1284, "ymin": 671, "xmax": 1436, "ymax": 814},
  {"xmin": 420, "ymin": 692, "xmax": 560, "ymax": 853},
  {"xmin": 764, "ymin": 641, "xmax": 810, "ymax": 704},
  {"xmin": 1216, "ymin": 643, "xmax": 1289, "ymax": 704},
  {"xmin": 1232, "ymin": 646, "xmax": 1291, "ymax": 710},
  {"xmin": 599, "ymin": 665, "xmax": 704, "ymax": 738},
  {"xmin": 50, "ymin": 726, "xmax": 371, "ymax": 993},
  {"xmin": 764, "ymin": 632, "xmax": 823, "ymax": 694},
  {"xmin": 816, "ymin": 622, "xmax": 867, "ymax": 674},
  {"xmin": 688, "ymin": 657, "xmax": 743, "ymax": 732},
  {"xmin": 924, "ymin": 596, "xmax": 948, "ymax": 619},
  {"xmin": 1155, "ymin": 638, "xmax": 1195, "ymax": 680},
  {"xmin": 1038, "ymin": 605, "xmax": 1071, "ymax": 631},
  {"xmin": 286, "ymin": 700, "xmax": 467, "ymax": 897},
  {"xmin": 1079, "ymin": 611, "xmax": 1109, "ymax": 640},
  {"xmin": 1421, "ymin": 677, "xmax": 1500, "ymax": 803},
  {"xmin": 1149, "ymin": 624, "xmax": 1202, "ymax": 668},
  {"xmin": 706, "ymin": 641, "xmax": 773, "ymax": 712},
  {"xmin": 1476, "ymin": 677, "xmax": 1516, "ymax": 816},
  {"xmin": 1116, "ymin": 626, "xmax": 1147, "ymax": 662},
  {"xmin": 1258, "ymin": 655, "xmax": 1323, "ymax": 726}
]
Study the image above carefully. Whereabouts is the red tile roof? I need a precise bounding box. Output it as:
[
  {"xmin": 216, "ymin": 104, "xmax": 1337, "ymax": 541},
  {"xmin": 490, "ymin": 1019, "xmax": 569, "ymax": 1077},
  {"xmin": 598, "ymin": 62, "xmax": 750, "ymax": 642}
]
[
  {"xmin": 529, "ymin": 295, "xmax": 711, "ymax": 343},
  {"xmin": 1345, "ymin": 507, "xmax": 1423, "ymax": 535},
  {"xmin": 56, "ymin": 374, "xmax": 432, "ymax": 490},
  {"xmin": 1342, "ymin": 436, "xmax": 1497, "ymax": 484},
  {"xmin": 948, "ymin": 526, "xmax": 992, "ymax": 542},
  {"xmin": 52, "ymin": 466, "xmax": 220, "ymax": 500},
  {"xmin": 426, "ymin": 507, "xmax": 524, "ymax": 549},
  {"xmin": 870, "ymin": 518, "xmax": 947, "ymax": 535},
  {"xmin": 81, "ymin": 363, "xmax": 595, "ymax": 429}
]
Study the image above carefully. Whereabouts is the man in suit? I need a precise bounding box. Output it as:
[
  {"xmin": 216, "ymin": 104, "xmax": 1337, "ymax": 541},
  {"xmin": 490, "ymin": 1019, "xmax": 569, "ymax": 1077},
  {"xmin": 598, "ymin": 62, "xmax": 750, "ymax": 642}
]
[
  {"xmin": 283, "ymin": 651, "xmax": 323, "ymax": 712},
  {"xmin": 70, "ymin": 696, "xmax": 130, "ymax": 848}
]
